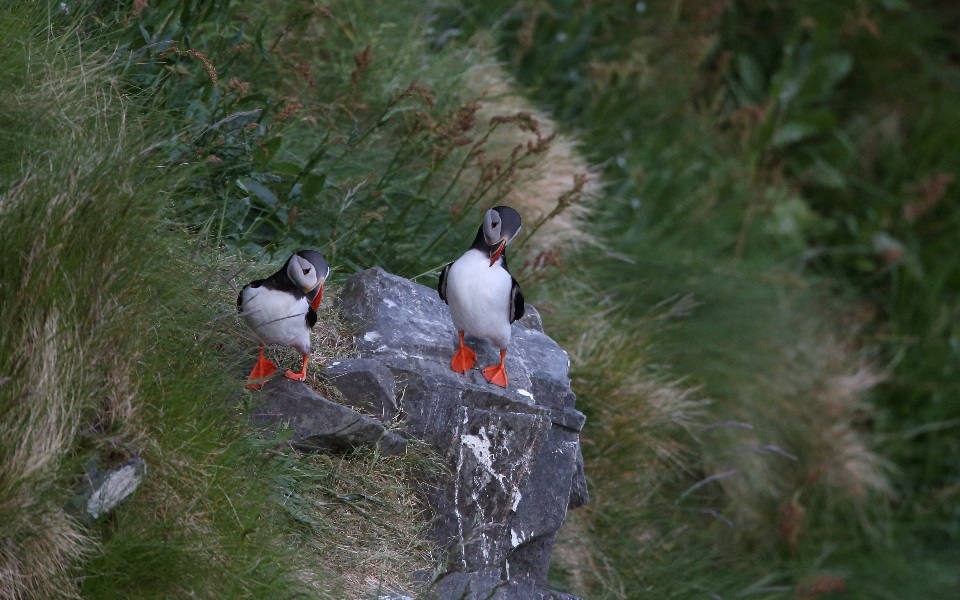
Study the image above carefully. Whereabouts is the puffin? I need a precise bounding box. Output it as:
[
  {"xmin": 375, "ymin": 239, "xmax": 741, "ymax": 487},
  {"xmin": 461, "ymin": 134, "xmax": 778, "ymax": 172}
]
[
  {"xmin": 438, "ymin": 206, "xmax": 524, "ymax": 388},
  {"xmin": 237, "ymin": 250, "xmax": 330, "ymax": 389}
]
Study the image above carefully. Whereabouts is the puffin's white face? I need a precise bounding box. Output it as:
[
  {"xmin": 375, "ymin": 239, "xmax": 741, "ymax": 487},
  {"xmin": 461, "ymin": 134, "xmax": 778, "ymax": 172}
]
[
  {"xmin": 481, "ymin": 207, "xmax": 522, "ymax": 267},
  {"xmin": 287, "ymin": 254, "xmax": 323, "ymax": 292},
  {"xmin": 482, "ymin": 209, "xmax": 505, "ymax": 246}
]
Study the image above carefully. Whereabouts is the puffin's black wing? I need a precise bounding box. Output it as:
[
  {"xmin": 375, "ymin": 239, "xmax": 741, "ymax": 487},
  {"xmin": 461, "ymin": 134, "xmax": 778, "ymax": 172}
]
[
  {"xmin": 509, "ymin": 277, "xmax": 525, "ymax": 323},
  {"xmin": 438, "ymin": 262, "xmax": 452, "ymax": 303},
  {"xmin": 306, "ymin": 307, "xmax": 318, "ymax": 329}
]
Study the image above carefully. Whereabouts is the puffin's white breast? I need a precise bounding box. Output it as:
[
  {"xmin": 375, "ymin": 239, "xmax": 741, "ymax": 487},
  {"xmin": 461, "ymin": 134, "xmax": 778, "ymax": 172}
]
[
  {"xmin": 445, "ymin": 249, "xmax": 513, "ymax": 349},
  {"xmin": 239, "ymin": 286, "xmax": 312, "ymax": 355}
]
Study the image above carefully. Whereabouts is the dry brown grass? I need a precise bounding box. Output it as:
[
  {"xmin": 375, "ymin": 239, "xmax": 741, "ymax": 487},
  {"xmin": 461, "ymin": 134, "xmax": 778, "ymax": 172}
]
[
  {"xmin": 539, "ymin": 273, "xmax": 891, "ymax": 597},
  {"xmin": 0, "ymin": 313, "xmax": 91, "ymax": 600},
  {"xmin": 0, "ymin": 26, "xmax": 152, "ymax": 596},
  {"xmin": 811, "ymin": 364, "xmax": 892, "ymax": 499},
  {"xmin": 542, "ymin": 298, "xmax": 709, "ymax": 597},
  {"xmin": 288, "ymin": 448, "xmax": 441, "ymax": 598},
  {"xmin": 704, "ymin": 319, "xmax": 893, "ymax": 549},
  {"xmin": 463, "ymin": 58, "xmax": 602, "ymax": 261}
]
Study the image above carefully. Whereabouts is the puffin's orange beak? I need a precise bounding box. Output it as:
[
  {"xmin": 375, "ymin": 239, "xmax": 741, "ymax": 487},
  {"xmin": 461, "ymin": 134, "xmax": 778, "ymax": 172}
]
[
  {"xmin": 489, "ymin": 240, "xmax": 505, "ymax": 267},
  {"xmin": 309, "ymin": 284, "xmax": 324, "ymax": 311}
]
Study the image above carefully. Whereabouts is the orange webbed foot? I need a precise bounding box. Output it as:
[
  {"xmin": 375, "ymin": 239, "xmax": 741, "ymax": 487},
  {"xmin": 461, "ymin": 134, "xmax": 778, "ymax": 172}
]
[
  {"xmin": 284, "ymin": 354, "xmax": 310, "ymax": 382},
  {"xmin": 246, "ymin": 347, "xmax": 277, "ymax": 390},
  {"xmin": 481, "ymin": 349, "xmax": 509, "ymax": 388},
  {"xmin": 451, "ymin": 346, "xmax": 477, "ymax": 373},
  {"xmin": 450, "ymin": 331, "xmax": 477, "ymax": 373},
  {"xmin": 481, "ymin": 364, "xmax": 508, "ymax": 387},
  {"xmin": 284, "ymin": 370, "xmax": 307, "ymax": 382}
]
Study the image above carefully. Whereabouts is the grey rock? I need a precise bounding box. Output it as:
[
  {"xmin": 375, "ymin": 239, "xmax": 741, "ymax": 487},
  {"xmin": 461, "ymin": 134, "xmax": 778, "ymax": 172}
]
[
  {"xmin": 517, "ymin": 305, "xmax": 544, "ymax": 333},
  {"xmin": 423, "ymin": 569, "xmax": 582, "ymax": 600},
  {"xmin": 508, "ymin": 426, "xmax": 581, "ymax": 584},
  {"xmin": 337, "ymin": 267, "xmax": 587, "ymax": 597},
  {"xmin": 568, "ymin": 446, "xmax": 590, "ymax": 510},
  {"xmin": 81, "ymin": 457, "xmax": 147, "ymax": 520},
  {"xmin": 377, "ymin": 589, "xmax": 416, "ymax": 600},
  {"xmin": 438, "ymin": 406, "xmax": 550, "ymax": 570},
  {"xmin": 250, "ymin": 377, "xmax": 406, "ymax": 455},
  {"xmin": 320, "ymin": 357, "xmax": 399, "ymax": 422}
]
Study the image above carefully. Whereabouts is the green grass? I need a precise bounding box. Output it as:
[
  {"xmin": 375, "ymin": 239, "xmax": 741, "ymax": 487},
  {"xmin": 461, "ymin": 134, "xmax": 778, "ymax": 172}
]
[
  {"xmin": 0, "ymin": 4, "xmax": 150, "ymax": 595},
  {"xmin": 439, "ymin": 0, "xmax": 960, "ymax": 597},
  {"xmin": 93, "ymin": 0, "xmax": 570, "ymax": 279},
  {"xmin": 2, "ymin": 1, "xmax": 593, "ymax": 597},
  {"xmin": 6, "ymin": 0, "xmax": 960, "ymax": 598},
  {"xmin": 1, "ymin": 3, "xmax": 441, "ymax": 598}
]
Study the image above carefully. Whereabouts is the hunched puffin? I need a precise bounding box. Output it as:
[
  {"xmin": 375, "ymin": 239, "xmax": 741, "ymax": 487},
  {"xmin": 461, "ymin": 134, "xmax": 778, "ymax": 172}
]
[
  {"xmin": 438, "ymin": 206, "xmax": 524, "ymax": 388},
  {"xmin": 237, "ymin": 250, "xmax": 330, "ymax": 389}
]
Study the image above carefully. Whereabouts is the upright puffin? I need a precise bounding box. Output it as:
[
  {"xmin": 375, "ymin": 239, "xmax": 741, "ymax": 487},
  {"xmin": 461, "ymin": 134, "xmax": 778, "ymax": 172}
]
[
  {"xmin": 237, "ymin": 250, "xmax": 330, "ymax": 389},
  {"xmin": 438, "ymin": 206, "xmax": 524, "ymax": 388}
]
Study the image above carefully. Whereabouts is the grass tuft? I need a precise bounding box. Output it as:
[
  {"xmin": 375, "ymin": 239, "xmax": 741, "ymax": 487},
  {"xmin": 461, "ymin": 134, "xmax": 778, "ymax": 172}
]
[{"xmin": 2, "ymin": 3, "xmax": 444, "ymax": 598}]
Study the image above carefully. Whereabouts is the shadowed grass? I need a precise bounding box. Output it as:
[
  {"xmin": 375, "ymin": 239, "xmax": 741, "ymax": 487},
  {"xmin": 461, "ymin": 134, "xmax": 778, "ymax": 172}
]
[
  {"xmin": 0, "ymin": 4, "xmax": 151, "ymax": 596},
  {"xmin": 92, "ymin": 0, "xmax": 597, "ymax": 282},
  {"xmin": 78, "ymin": 244, "xmax": 442, "ymax": 599},
  {"xmin": 438, "ymin": 0, "xmax": 960, "ymax": 597},
  {"xmin": 1, "ymin": 4, "xmax": 441, "ymax": 599},
  {"xmin": 10, "ymin": 0, "xmax": 959, "ymax": 598}
]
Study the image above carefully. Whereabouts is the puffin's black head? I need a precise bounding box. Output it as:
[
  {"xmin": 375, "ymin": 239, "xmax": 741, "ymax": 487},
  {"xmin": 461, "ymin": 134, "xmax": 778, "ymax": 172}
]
[
  {"xmin": 285, "ymin": 250, "xmax": 330, "ymax": 310},
  {"xmin": 479, "ymin": 206, "xmax": 522, "ymax": 267}
]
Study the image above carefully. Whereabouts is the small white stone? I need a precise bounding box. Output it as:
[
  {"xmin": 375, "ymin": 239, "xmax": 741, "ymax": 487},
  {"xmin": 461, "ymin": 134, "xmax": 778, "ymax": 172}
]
[
  {"xmin": 86, "ymin": 464, "xmax": 143, "ymax": 520},
  {"xmin": 363, "ymin": 331, "xmax": 380, "ymax": 342}
]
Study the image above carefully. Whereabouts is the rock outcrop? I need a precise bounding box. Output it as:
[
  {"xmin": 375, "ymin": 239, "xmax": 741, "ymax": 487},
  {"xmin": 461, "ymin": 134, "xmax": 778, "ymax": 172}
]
[
  {"xmin": 337, "ymin": 267, "xmax": 587, "ymax": 598},
  {"xmin": 250, "ymin": 376, "xmax": 406, "ymax": 455},
  {"xmin": 320, "ymin": 357, "xmax": 399, "ymax": 422}
]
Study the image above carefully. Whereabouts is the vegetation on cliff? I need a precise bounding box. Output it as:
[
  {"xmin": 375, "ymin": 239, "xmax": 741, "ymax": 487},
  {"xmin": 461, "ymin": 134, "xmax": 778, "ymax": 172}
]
[{"xmin": 1, "ymin": 1, "xmax": 957, "ymax": 598}]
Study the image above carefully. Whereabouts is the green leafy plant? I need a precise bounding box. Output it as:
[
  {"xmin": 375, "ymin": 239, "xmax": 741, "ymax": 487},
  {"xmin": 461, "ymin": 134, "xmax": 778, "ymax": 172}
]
[{"xmin": 439, "ymin": 0, "xmax": 960, "ymax": 597}]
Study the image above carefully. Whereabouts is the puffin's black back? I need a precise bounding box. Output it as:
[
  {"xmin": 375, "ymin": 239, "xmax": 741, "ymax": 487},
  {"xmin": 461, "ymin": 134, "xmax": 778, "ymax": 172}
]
[
  {"xmin": 510, "ymin": 276, "xmax": 525, "ymax": 323},
  {"xmin": 437, "ymin": 262, "xmax": 451, "ymax": 303},
  {"xmin": 241, "ymin": 256, "xmax": 304, "ymax": 299}
]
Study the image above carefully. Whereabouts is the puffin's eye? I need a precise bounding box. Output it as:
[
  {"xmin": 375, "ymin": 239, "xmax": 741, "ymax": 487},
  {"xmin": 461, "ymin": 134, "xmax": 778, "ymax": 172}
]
[
  {"xmin": 492, "ymin": 221, "xmax": 499, "ymax": 228},
  {"xmin": 303, "ymin": 268, "xmax": 311, "ymax": 275}
]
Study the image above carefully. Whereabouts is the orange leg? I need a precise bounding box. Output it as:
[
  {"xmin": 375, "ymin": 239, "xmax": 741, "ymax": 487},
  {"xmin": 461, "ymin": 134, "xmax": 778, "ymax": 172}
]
[
  {"xmin": 450, "ymin": 331, "xmax": 477, "ymax": 374},
  {"xmin": 246, "ymin": 345, "xmax": 277, "ymax": 390},
  {"xmin": 285, "ymin": 354, "xmax": 309, "ymax": 382},
  {"xmin": 482, "ymin": 349, "xmax": 509, "ymax": 388}
]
